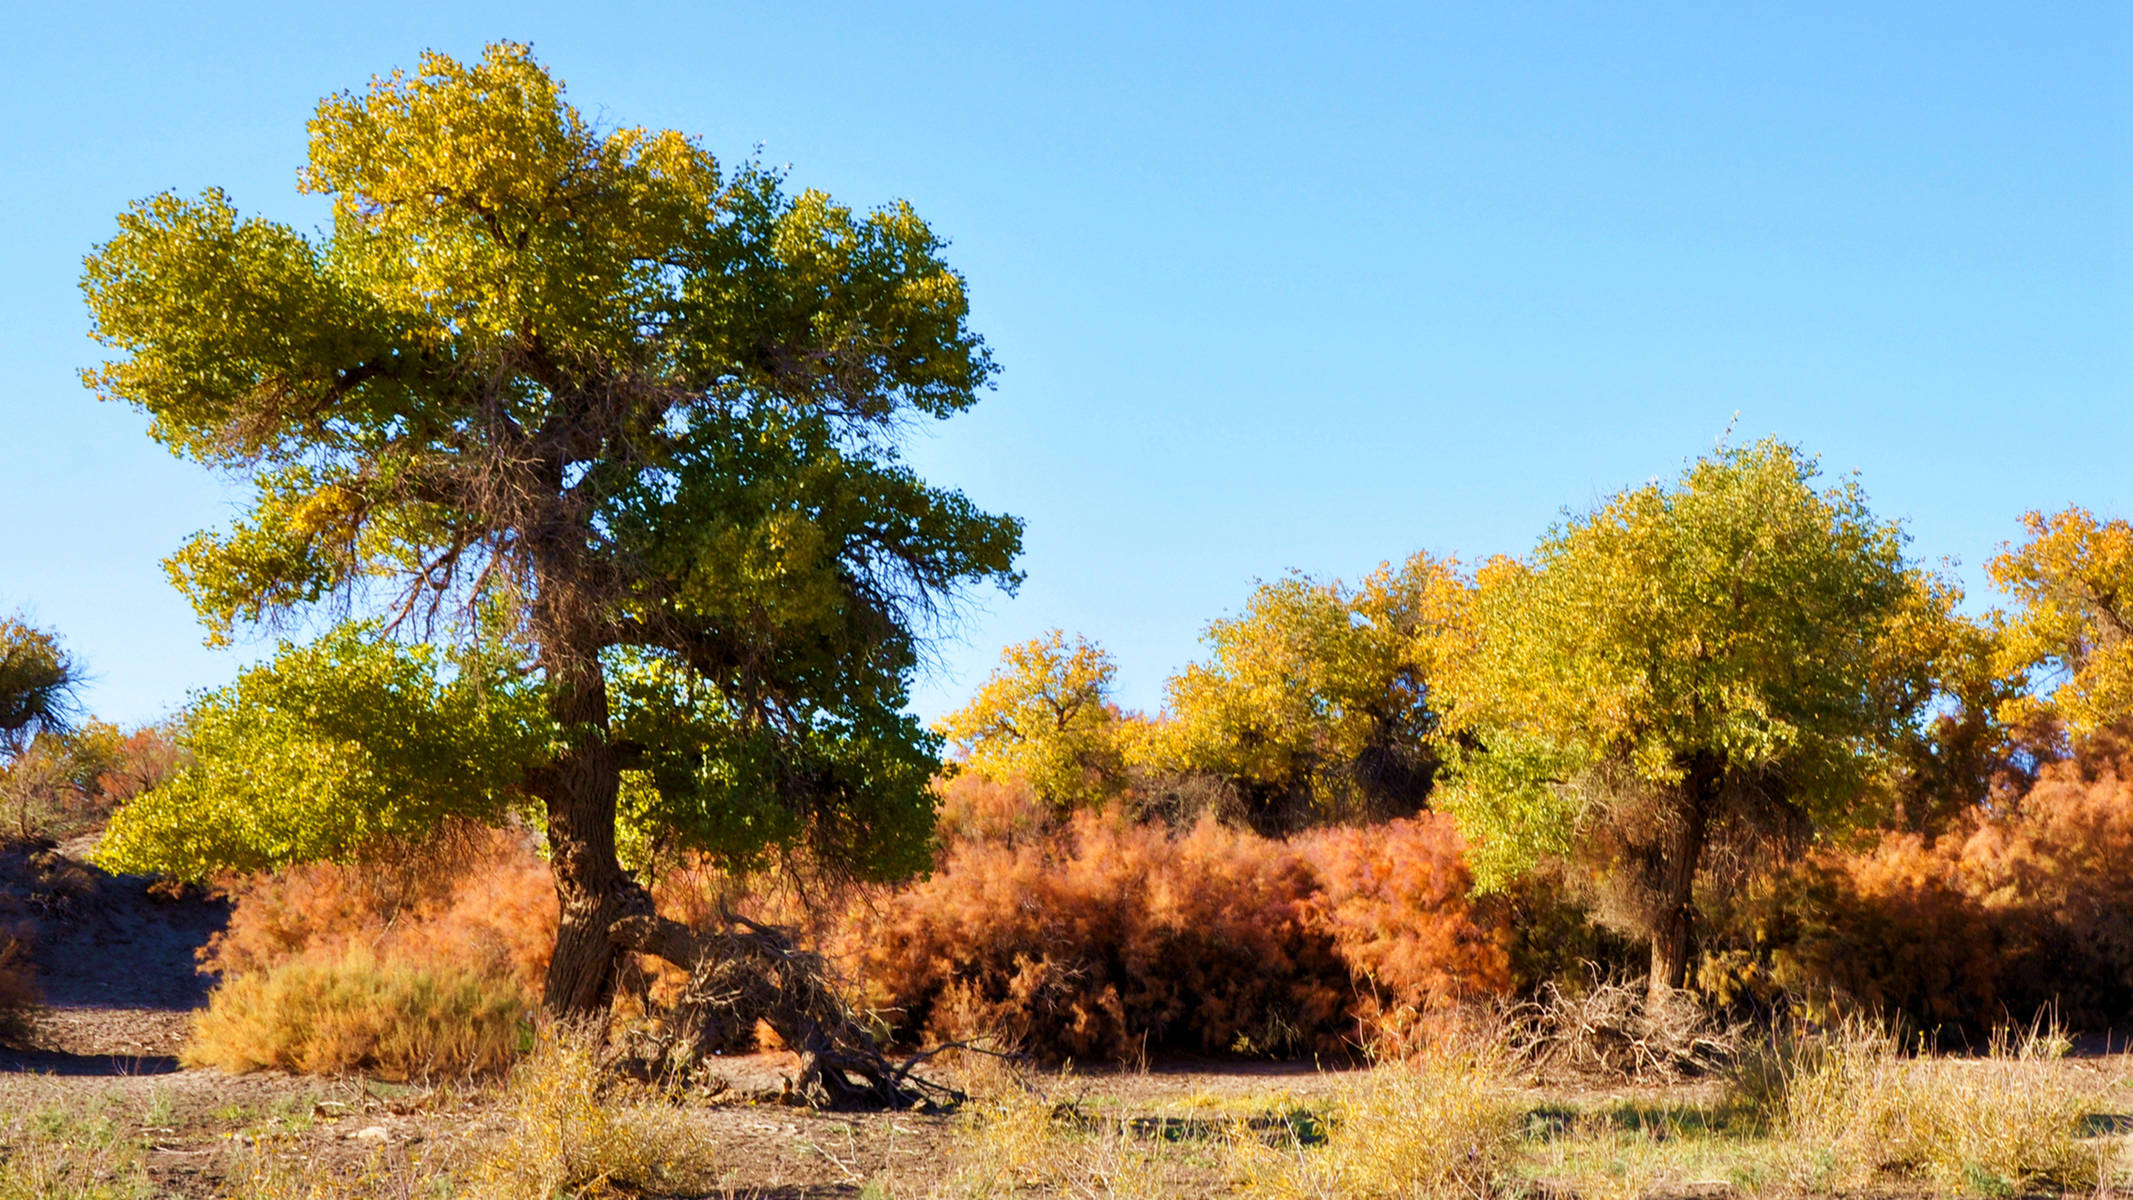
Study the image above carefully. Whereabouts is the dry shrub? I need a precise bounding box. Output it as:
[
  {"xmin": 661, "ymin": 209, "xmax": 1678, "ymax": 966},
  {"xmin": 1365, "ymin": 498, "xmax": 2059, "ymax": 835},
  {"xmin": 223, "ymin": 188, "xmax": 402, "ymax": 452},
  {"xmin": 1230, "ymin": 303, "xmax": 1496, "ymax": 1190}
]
[
  {"xmin": 467, "ymin": 1025, "xmax": 715, "ymax": 1199},
  {"xmin": 191, "ymin": 821, "xmax": 552, "ymax": 1079},
  {"xmin": 850, "ymin": 809, "xmax": 1507, "ymax": 1062},
  {"xmin": 184, "ymin": 949, "xmax": 527, "ymax": 1078},
  {"xmin": 1778, "ymin": 1020, "xmax": 2102, "ymax": 1196},
  {"xmin": 205, "ymin": 820, "xmax": 556, "ymax": 994},
  {"xmin": 1502, "ymin": 976, "xmax": 1737, "ymax": 1082},
  {"xmin": 852, "ymin": 810, "xmax": 1342, "ymax": 1061},
  {"xmin": 933, "ymin": 770, "xmax": 1053, "ymax": 845},
  {"xmin": 1304, "ymin": 818, "xmax": 1513, "ymax": 1047},
  {"xmin": 1765, "ymin": 727, "xmax": 2133, "ymax": 1030},
  {"xmin": 1230, "ymin": 1054, "xmax": 1521, "ymax": 1200}
]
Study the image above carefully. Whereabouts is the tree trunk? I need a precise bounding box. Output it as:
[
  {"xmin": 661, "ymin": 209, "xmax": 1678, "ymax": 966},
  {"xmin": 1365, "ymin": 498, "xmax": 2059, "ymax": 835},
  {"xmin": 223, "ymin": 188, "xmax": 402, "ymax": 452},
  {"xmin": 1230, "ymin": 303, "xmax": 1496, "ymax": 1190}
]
[
  {"xmin": 1646, "ymin": 757, "xmax": 1720, "ymax": 1002},
  {"xmin": 537, "ymin": 628, "xmax": 632, "ymax": 1018}
]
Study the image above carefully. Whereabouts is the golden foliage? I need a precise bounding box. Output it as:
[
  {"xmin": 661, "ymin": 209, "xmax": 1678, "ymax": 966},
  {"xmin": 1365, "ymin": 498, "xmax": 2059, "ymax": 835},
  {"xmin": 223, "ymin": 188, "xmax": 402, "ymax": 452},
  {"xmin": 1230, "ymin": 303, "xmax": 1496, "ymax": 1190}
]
[
  {"xmin": 1991, "ymin": 505, "xmax": 2133, "ymax": 736},
  {"xmin": 184, "ymin": 950, "xmax": 526, "ymax": 1079},
  {"xmin": 935, "ymin": 631, "xmax": 1128, "ymax": 811},
  {"xmin": 1140, "ymin": 554, "xmax": 1467, "ymax": 833}
]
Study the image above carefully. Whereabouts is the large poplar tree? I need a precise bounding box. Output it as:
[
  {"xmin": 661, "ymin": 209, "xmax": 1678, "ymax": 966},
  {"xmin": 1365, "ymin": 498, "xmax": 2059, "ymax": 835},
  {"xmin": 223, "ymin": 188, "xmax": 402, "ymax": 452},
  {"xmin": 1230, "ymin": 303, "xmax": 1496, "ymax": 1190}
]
[
  {"xmin": 1439, "ymin": 440, "xmax": 1947, "ymax": 998},
  {"xmin": 81, "ymin": 44, "xmax": 1021, "ymax": 1015}
]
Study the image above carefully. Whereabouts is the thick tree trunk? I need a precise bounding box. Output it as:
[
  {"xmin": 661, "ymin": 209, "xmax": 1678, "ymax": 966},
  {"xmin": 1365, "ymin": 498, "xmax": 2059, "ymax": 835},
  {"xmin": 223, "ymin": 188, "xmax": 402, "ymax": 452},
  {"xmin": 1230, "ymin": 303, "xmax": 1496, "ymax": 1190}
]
[
  {"xmin": 1646, "ymin": 757, "xmax": 1720, "ymax": 1002},
  {"xmin": 537, "ymin": 625, "xmax": 633, "ymax": 1018}
]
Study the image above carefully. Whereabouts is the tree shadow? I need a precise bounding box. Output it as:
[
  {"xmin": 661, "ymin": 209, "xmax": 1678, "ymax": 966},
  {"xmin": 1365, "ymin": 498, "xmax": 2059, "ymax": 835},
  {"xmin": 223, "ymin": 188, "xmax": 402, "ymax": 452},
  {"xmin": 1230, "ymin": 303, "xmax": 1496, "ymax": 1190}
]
[{"xmin": 0, "ymin": 1045, "xmax": 182, "ymax": 1075}]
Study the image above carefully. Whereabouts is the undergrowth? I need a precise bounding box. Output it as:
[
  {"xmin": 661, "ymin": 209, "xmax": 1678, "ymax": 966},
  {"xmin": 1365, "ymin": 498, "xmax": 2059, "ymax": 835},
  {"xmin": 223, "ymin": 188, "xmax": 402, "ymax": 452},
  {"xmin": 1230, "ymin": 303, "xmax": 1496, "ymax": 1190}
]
[
  {"xmin": 1231, "ymin": 1053, "xmax": 1522, "ymax": 1200},
  {"xmin": 0, "ymin": 1100, "xmax": 154, "ymax": 1200},
  {"xmin": 464, "ymin": 1026, "xmax": 716, "ymax": 1199},
  {"xmin": 1777, "ymin": 1021, "xmax": 2107, "ymax": 1196},
  {"xmin": 184, "ymin": 950, "xmax": 527, "ymax": 1080}
]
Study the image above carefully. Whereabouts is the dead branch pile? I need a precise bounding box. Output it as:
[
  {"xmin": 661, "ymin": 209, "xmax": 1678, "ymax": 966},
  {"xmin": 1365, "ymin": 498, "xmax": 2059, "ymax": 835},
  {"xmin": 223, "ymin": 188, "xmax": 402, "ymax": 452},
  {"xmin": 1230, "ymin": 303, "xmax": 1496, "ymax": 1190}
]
[
  {"xmin": 611, "ymin": 908, "xmax": 960, "ymax": 1111},
  {"xmin": 1500, "ymin": 977, "xmax": 1740, "ymax": 1083}
]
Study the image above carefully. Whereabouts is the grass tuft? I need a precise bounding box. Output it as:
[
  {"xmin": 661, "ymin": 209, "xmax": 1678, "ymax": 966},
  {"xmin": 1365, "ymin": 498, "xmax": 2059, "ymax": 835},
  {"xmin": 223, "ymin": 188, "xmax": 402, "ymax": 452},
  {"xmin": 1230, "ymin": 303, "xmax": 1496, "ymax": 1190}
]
[
  {"xmin": 1231, "ymin": 1053, "xmax": 1522, "ymax": 1199},
  {"xmin": 184, "ymin": 949, "xmax": 527, "ymax": 1080},
  {"xmin": 466, "ymin": 1024, "xmax": 715, "ymax": 1199},
  {"xmin": 1778, "ymin": 1019, "xmax": 2104, "ymax": 1196}
]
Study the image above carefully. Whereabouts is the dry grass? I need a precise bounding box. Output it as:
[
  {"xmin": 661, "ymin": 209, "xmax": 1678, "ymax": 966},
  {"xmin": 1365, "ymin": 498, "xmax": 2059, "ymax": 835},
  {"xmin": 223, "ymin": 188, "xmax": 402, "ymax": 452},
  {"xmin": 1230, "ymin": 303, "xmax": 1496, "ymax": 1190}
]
[
  {"xmin": 184, "ymin": 950, "xmax": 528, "ymax": 1080},
  {"xmin": 1229, "ymin": 1053, "xmax": 1522, "ymax": 1200},
  {"xmin": 923, "ymin": 1082, "xmax": 1187, "ymax": 1198},
  {"xmin": 1777, "ymin": 1020, "xmax": 2107, "ymax": 1196},
  {"xmin": 463, "ymin": 1026, "xmax": 717, "ymax": 1199}
]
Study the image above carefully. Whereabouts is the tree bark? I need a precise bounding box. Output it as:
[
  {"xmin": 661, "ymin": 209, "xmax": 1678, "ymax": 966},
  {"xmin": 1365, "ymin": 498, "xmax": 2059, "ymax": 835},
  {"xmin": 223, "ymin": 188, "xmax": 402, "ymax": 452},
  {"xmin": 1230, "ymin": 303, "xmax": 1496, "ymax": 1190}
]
[
  {"xmin": 528, "ymin": 529, "xmax": 642, "ymax": 1019},
  {"xmin": 1647, "ymin": 756, "xmax": 1720, "ymax": 1002}
]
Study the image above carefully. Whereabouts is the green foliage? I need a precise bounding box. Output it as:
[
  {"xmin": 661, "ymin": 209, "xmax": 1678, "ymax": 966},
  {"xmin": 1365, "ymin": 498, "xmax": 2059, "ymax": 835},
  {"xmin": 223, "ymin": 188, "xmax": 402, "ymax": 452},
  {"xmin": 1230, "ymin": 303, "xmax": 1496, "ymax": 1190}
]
[
  {"xmin": 97, "ymin": 626, "xmax": 545, "ymax": 880},
  {"xmin": 79, "ymin": 41, "xmax": 1019, "ymax": 961},
  {"xmin": 0, "ymin": 617, "xmax": 77, "ymax": 752},
  {"xmin": 1436, "ymin": 439, "xmax": 1947, "ymax": 983},
  {"xmin": 1139, "ymin": 554, "xmax": 1466, "ymax": 832},
  {"xmin": 607, "ymin": 648, "xmax": 942, "ymax": 882},
  {"xmin": 935, "ymin": 630, "xmax": 1125, "ymax": 811},
  {"xmin": 1989, "ymin": 506, "xmax": 2133, "ymax": 738}
]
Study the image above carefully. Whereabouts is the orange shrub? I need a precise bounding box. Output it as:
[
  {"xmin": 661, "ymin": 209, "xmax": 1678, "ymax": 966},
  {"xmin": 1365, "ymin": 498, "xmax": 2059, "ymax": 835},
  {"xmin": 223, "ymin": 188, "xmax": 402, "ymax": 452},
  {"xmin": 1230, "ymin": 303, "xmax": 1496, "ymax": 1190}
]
[
  {"xmin": 1767, "ymin": 727, "xmax": 2133, "ymax": 1032},
  {"xmin": 846, "ymin": 809, "xmax": 1508, "ymax": 1061},
  {"xmin": 204, "ymin": 820, "xmax": 556, "ymax": 995},
  {"xmin": 1303, "ymin": 818, "xmax": 1512, "ymax": 1042},
  {"xmin": 931, "ymin": 770, "xmax": 1053, "ymax": 845}
]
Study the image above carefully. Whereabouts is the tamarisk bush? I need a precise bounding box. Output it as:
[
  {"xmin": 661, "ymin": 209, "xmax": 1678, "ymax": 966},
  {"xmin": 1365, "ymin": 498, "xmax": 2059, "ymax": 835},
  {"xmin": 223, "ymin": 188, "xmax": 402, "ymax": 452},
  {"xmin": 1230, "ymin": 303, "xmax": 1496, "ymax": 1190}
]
[{"xmin": 849, "ymin": 810, "xmax": 1509, "ymax": 1061}]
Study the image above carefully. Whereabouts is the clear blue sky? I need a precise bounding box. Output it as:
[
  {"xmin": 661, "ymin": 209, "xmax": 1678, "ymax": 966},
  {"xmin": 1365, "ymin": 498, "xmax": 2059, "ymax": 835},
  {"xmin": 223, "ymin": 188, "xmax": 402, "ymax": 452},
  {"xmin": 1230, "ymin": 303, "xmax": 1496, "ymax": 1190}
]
[{"xmin": 2, "ymin": 2, "xmax": 2127, "ymax": 727}]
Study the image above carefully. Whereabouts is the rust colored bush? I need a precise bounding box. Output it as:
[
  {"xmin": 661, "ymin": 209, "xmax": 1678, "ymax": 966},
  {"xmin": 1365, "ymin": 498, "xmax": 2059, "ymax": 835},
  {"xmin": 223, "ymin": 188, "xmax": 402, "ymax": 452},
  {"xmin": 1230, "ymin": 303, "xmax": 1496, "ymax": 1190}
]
[
  {"xmin": 1763, "ymin": 726, "xmax": 2133, "ymax": 1032},
  {"xmin": 848, "ymin": 808, "xmax": 1508, "ymax": 1061},
  {"xmin": 932, "ymin": 770, "xmax": 1053, "ymax": 846},
  {"xmin": 204, "ymin": 820, "xmax": 556, "ymax": 996},
  {"xmin": 1303, "ymin": 818, "xmax": 1511, "ymax": 1042}
]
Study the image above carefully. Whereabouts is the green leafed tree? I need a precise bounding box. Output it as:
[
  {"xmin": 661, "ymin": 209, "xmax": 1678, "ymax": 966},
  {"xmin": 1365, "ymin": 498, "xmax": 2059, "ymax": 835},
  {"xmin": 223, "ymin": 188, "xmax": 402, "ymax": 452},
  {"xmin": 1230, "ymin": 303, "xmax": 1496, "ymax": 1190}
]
[
  {"xmin": 82, "ymin": 43, "xmax": 1020, "ymax": 1016},
  {"xmin": 1436, "ymin": 439, "xmax": 1948, "ymax": 998},
  {"xmin": 934, "ymin": 631, "xmax": 1127, "ymax": 812},
  {"xmin": 1137, "ymin": 554, "xmax": 1467, "ymax": 834}
]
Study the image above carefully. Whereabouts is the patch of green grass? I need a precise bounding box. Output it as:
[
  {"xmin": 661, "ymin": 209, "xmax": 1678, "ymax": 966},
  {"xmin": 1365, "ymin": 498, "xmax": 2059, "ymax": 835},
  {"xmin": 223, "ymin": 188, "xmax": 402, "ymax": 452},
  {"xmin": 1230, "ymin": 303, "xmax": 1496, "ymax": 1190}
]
[{"xmin": 0, "ymin": 1102, "xmax": 156, "ymax": 1200}]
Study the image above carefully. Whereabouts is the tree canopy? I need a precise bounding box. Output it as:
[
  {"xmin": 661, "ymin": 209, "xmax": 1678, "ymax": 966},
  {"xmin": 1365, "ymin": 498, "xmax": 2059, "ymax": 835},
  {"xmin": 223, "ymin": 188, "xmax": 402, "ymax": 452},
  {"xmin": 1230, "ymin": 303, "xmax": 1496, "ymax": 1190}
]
[
  {"xmin": 1139, "ymin": 554, "xmax": 1466, "ymax": 833},
  {"xmin": 1436, "ymin": 439, "xmax": 1948, "ymax": 995},
  {"xmin": 0, "ymin": 617, "xmax": 78, "ymax": 755},
  {"xmin": 934, "ymin": 631, "xmax": 1126, "ymax": 812},
  {"xmin": 82, "ymin": 43, "xmax": 1020, "ymax": 1014},
  {"xmin": 1990, "ymin": 507, "xmax": 2133, "ymax": 738}
]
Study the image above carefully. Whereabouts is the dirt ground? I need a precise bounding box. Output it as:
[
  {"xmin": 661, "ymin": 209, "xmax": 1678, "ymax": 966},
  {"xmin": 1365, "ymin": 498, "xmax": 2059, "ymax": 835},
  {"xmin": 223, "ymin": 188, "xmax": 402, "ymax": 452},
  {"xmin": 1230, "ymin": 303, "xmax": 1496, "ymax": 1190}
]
[{"xmin": 2, "ymin": 846, "xmax": 2130, "ymax": 1198}]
